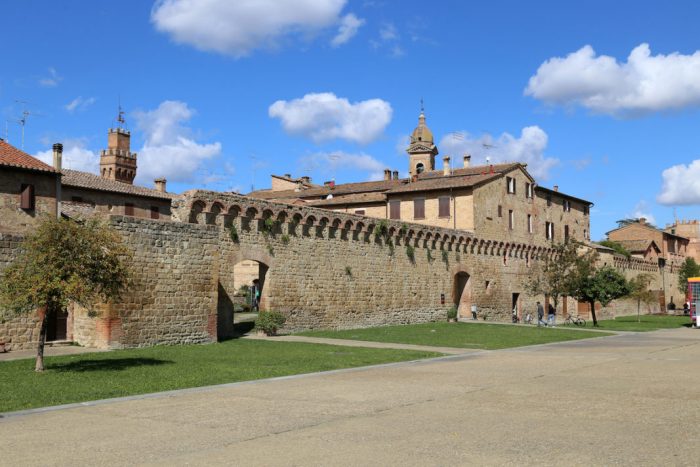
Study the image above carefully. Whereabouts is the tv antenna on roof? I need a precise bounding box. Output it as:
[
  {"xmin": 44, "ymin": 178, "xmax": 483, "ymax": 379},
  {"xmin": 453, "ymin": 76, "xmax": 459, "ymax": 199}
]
[
  {"xmin": 113, "ymin": 96, "xmax": 128, "ymax": 130},
  {"xmin": 14, "ymin": 99, "xmax": 44, "ymax": 150}
]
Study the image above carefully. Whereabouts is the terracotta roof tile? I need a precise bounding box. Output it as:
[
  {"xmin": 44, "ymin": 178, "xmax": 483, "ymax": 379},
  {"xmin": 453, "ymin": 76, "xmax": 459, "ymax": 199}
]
[
  {"xmin": 248, "ymin": 179, "xmax": 407, "ymax": 200},
  {"xmin": 614, "ymin": 239, "xmax": 661, "ymax": 253},
  {"xmin": 307, "ymin": 192, "xmax": 387, "ymax": 206},
  {"xmin": 61, "ymin": 169, "xmax": 175, "ymax": 200},
  {"xmin": 0, "ymin": 140, "xmax": 57, "ymax": 173},
  {"xmin": 387, "ymin": 172, "xmax": 502, "ymax": 194},
  {"xmin": 417, "ymin": 163, "xmax": 521, "ymax": 180}
]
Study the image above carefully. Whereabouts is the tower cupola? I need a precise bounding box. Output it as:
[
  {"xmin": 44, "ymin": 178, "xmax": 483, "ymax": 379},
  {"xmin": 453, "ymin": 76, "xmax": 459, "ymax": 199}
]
[{"xmin": 406, "ymin": 103, "xmax": 438, "ymax": 176}]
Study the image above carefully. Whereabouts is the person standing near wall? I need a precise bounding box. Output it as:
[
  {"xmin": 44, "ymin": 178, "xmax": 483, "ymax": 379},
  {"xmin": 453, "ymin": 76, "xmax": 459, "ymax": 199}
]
[
  {"xmin": 537, "ymin": 301, "xmax": 546, "ymax": 327},
  {"xmin": 251, "ymin": 279, "xmax": 261, "ymax": 312},
  {"xmin": 547, "ymin": 303, "xmax": 556, "ymax": 327},
  {"xmin": 471, "ymin": 304, "xmax": 478, "ymax": 320}
]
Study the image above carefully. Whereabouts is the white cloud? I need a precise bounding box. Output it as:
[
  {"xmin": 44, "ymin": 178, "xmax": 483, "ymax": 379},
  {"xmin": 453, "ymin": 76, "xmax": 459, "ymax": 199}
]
[
  {"xmin": 379, "ymin": 23, "xmax": 397, "ymax": 41},
  {"xmin": 269, "ymin": 92, "xmax": 392, "ymax": 144},
  {"xmin": 300, "ymin": 150, "xmax": 386, "ymax": 181},
  {"xmin": 331, "ymin": 13, "xmax": 364, "ymax": 47},
  {"xmin": 65, "ymin": 96, "xmax": 96, "ymax": 113},
  {"xmin": 38, "ymin": 67, "xmax": 62, "ymax": 87},
  {"xmin": 35, "ymin": 139, "xmax": 99, "ymax": 173},
  {"xmin": 438, "ymin": 126, "xmax": 559, "ymax": 180},
  {"xmin": 525, "ymin": 43, "xmax": 700, "ymax": 115},
  {"xmin": 151, "ymin": 0, "xmax": 347, "ymax": 57},
  {"xmin": 628, "ymin": 200, "xmax": 656, "ymax": 225},
  {"xmin": 370, "ymin": 22, "xmax": 404, "ymax": 57},
  {"xmin": 657, "ymin": 159, "xmax": 700, "ymax": 205},
  {"xmin": 134, "ymin": 100, "xmax": 222, "ymax": 184}
]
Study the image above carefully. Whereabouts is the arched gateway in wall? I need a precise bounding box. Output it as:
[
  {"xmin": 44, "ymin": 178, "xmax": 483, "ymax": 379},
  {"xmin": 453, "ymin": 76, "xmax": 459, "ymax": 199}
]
[{"xmin": 451, "ymin": 265, "xmax": 472, "ymax": 319}]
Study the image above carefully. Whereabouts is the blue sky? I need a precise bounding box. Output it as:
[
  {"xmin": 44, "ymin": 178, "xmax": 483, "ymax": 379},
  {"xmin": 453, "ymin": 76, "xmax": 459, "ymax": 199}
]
[{"xmin": 2, "ymin": 0, "xmax": 700, "ymax": 240}]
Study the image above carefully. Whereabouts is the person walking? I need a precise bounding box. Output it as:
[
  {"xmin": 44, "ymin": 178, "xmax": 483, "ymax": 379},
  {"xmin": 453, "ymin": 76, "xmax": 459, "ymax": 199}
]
[
  {"xmin": 547, "ymin": 303, "xmax": 556, "ymax": 327},
  {"xmin": 471, "ymin": 304, "xmax": 478, "ymax": 320},
  {"xmin": 536, "ymin": 301, "xmax": 546, "ymax": 327},
  {"xmin": 251, "ymin": 279, "xmax": 261, "ymax": 312}
]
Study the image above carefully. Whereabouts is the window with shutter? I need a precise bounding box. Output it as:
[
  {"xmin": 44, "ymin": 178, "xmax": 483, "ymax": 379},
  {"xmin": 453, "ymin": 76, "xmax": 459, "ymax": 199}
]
[
  {"xmin": 413, "ymin": 198, "xmax": 425, "ymax": 219},
  {"xmin": 354, "ymin": 209, "xmax": 365, "ymax": 215},
  {"xmin": 150, "ymin": 206, "xmax": 160, "ymax": 219},
  {"xmin": 19, "ymin": 184, "xmax": 35, "ymax": 210},
  {"xmin": 124, "ymin": 203, "xmax": 135, "ymax": 216},
  {"xmin": 438, "ymin": 196, "xmax": 450, "ymax": 217},
  {"xmin": 389, "ymin": 200, "xmax": 401, "ymax": 219},
  {"xmin": 508, "ymin": 210, "xmax": 514, "ymax": 230}
]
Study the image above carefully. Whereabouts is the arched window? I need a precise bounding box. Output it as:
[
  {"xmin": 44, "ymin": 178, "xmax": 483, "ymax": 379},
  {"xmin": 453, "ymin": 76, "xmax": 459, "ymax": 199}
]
[{"xmin": 416, "ymin": 163, "xmax": 425, "ymax": 174}]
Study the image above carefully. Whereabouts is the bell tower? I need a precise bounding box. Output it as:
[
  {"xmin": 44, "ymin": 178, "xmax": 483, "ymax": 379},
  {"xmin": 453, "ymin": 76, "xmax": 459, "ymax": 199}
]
[
  {"xmin": 100, "ymin": 105, "xmax": 137, "ymax": 184},
  {"xmin": 406, "ymin": 101, "xmax": 438, "ymax": 176}
]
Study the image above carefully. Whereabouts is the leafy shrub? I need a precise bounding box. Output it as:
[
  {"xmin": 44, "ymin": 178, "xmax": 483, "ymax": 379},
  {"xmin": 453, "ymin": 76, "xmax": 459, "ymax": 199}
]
[
  {"xmin": 281, "ymin": 234, "xmax": 290, "ymax": 245},
  {"xmin": 447, "ymin": 306, "xmax": 458, "ymax": 321},
  {"xmin": 254, "ymin": 310, "xmax": 286, "ymax": 335},
  {"xmin": 373, "ymin": 219, "xmax": 389, "ymax": 238},
  {"xmin": 406, "ymin": 244, "xmax": 415, "ymax": 262},
  {"xmin": 229, "ymin": 225, "xmax": 239, "ymax": 242},
  {"xmin": 441, "ymin": 250, "xmax": 449, "ymax": 263}
]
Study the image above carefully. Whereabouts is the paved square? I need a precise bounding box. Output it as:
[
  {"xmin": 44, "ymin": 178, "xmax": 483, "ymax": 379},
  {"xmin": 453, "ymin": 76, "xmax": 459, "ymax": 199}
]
[{"xmin": 1, "ymin": 328, "xmax": 698, "ymax": 466}]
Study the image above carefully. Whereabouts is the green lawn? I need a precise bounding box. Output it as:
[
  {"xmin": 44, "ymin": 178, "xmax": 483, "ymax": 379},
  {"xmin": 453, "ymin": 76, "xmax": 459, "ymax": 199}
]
[
  {"xmin": 592, "ymin": 314, "xmax": 691, "ymax": 332},
  {"xmin": 0, "ymin": 340, "xmax": 440, "ymax": 413},
  {"xmin": 299, "ymin": 322, "xmax": 612, "ymax": 350}
]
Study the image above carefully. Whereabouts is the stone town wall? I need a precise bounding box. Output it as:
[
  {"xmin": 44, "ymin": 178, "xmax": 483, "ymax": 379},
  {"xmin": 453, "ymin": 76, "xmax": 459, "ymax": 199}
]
[
  {"xmin": 175, "ymin": 191, "xmax": 571, "ymax": 332},
  {"xmin": 0, "ymin": 233, "xmax": 42, "ymax": 351}
]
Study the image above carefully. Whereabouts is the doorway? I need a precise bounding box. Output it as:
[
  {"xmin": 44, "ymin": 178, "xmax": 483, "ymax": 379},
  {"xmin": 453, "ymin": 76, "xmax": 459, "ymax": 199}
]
[
  {"xmin": 512, "ymin": 293, "xmax": 520, "ymax": 319},
  {"xmin": 453, "ymin": 272, "xmax": 471, "ymax": 319},
  {"xmin": 46, "ymin": 308, "xmax": 68, "ymax": 342}
]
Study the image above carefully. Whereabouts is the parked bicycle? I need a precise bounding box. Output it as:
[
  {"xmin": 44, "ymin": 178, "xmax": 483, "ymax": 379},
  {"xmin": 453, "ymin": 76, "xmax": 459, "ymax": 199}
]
[{"xmin": 564, "ymin": 314, "xmax": 586, "ymax": 327}]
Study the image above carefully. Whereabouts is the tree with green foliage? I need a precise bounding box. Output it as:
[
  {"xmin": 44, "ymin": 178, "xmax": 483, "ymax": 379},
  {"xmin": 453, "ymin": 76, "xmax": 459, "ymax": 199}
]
[
  {"xmin": 597, "ymin": 240, "xmax": 631, "ymax": 259},
  {"xmin": 564, "ymin": 249, "xmax": 630, "ymax": 326},
  {"xmin": 628, "ymin": 274, "xmax": 657, "ymax": 322},
  {"xmin": 0, "ymin": 217, "xmax": 132, "ymax": 371},
  {"xmin": 678, "ymin": 257, "xmax": 700, "ymax": 294},
  {"xmin": 526, "ymin": 241, "xmax": 579, "ymax": 315}
]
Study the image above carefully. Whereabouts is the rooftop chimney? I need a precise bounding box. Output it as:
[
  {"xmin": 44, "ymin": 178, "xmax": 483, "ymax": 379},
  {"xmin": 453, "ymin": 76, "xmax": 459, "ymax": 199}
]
[
  {"xmin": 283, "ymin": 173, "xmax": 291, "ymax": 179},
  {"xmin": 463, "ymin": 154, "xmax": 471, "ymax": 168},
  {"xmin": 154, "ymin": 177, "xmax": 167, "ymax": 193},
  {"xmin": 52, "ymin": 143, "xmax": 63, "ymax": 171},
  {"xmin": 392, "ymin": 170, "xmax": 399, "ymax": 180},
  {"xmin": 301, "ymin": 176, "xmax": 311, "ymax": 184},
  {"xmin": 639, "ymin": 217, "xmax": 646, "ymax": 224},
  {"xmin": 443, "ymin": 156, "xmax": 451, "ymax": 176},
  {"xmin": 384, "ymin": 169, "xmax": 391, "ymax": 181},
  {"xmin": 553, "ymin": 185, "xmax": 559, "ymax": 192}
]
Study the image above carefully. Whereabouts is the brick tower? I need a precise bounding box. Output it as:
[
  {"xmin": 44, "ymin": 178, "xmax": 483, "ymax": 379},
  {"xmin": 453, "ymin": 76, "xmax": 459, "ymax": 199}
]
[{"xmin": 100, "ymin": 107, "xmax": 137, "ymax": 184}]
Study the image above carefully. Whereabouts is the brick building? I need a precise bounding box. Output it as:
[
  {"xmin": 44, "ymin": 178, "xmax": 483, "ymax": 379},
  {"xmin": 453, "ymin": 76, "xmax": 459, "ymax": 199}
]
[
  {"xmin": 250, "ymin": 110, "xmax": 593, "ymax": 248},
  {"xmin": 607, "ymin": 218, "xmax": 688, "ymax": 269},
  {"xmin": 0, "ymin": 140, "xmax": 60, "ymax": 233},
  {"xmin": 664, "ymin": 220, "xmax": 700, "ymax": 264}
]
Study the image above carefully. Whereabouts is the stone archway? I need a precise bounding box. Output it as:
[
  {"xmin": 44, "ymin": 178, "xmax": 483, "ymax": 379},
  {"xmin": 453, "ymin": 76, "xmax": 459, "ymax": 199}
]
[
  {"xmin": 217, "ymin": 248, "xmax": 275, "ymax": 340},
  {"xmin": 452, "ymin": 267, "xmax": 472, "ymax": 319}
]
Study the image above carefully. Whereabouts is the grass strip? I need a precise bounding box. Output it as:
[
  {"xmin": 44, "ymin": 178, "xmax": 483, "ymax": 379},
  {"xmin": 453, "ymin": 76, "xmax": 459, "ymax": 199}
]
[
  {"xmin": 0, "ymin": 339, "xmax": 440, "ymax": 413},
  {"xmin": 300, "ymin": 321, "xmax": 612, "ymax": 350}
]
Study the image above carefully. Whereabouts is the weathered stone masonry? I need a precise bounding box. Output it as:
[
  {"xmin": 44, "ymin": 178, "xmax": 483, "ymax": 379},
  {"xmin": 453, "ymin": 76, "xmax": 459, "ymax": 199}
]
[{"xmin": 0, "ymin": 190, "xmax": 682, "ymax": 350}]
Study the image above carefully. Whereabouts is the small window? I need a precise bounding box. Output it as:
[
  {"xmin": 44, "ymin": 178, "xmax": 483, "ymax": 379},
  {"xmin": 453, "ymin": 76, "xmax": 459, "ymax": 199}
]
[
  {"xmin": 354, "ymin": 209, "xmax": 365, "ymax": 215},
  {"xmin": 508, "ymin": 210, "xmax": 514, "ymax": 230},
  {"xmin": 389, "ymin": 200, "xmax": 401, "ymax": 220},
  {"xmin": 124, "ymin": 203, "xmax": 135, "ymax": 216},
  {"xmin": 526, "ymin": 183, "xmax": 533, "ymax": 199},
  {"xmin": 19, "ymin": 184, "xmax": 35, "ymax": 210},
  {"xmin": 416, "ymin": 163, "xmax": 425, "ymax": 174},
  {"xmin": 546, "ymin": 195, "xmax": 552, "ymax": 207},
  {"xmin": 563, "ymin": 200, "xmax": 571, "ymax": 212},
  {"xmin": 527, "ymin": 214, "xmax": 533, "ymax": 233},
  {"xmin": 564, "ymin": 225, "xmax": 570, "ymax": 243},
  {"xmin": 497, "ymin": 205, "xmax": 503, "ymax": 217},
  {"xmin": 438, "ymin": 196, "xmax": 450, "ymax": 218},
  {"xmin": 507, "ymin": 177, "xmax": 516, "ymax": 194},
  {"xmin": 413, "ymin": 198, "xmax": 425, "ymax": 219},
  {"xmin": 150, "ymin": 206, "xmax": 160, "ymax": 220},
  {"xmin": 546, "ymin": 221, "xmax": 554, "ymax": 240}
]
